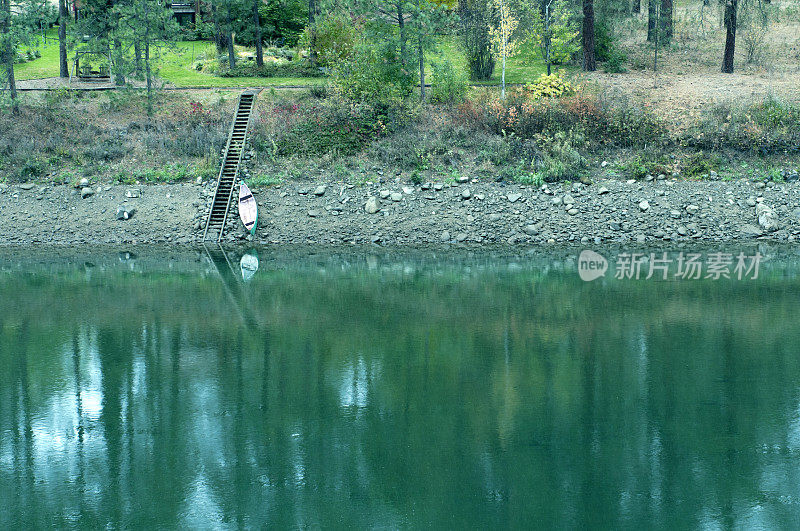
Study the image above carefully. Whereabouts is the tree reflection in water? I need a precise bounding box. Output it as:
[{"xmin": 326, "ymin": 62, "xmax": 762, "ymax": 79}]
[{"xmin": 1, "ymin": 249, "xmax": 800, "ymax": 527}]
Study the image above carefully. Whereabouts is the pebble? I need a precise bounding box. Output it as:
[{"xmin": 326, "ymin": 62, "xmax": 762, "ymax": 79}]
[
  {"xmin": 313, "ymin": 185, "xmax": 326, "ymax": 196},
  {"xmin": 461, "ymin": 188, "xmax": 472, "ymax": 200},
  {"xmin": 639, "ymin": 200, "xmax": 650, "ymax": 211},
  {"xmin": 598, "ymin": 186, "xmax": 609, "ymax": 195},
  {"xmin": 567, "ymin": 208, "xmax": 579, "ymax": 216},
  {"xmin": 364, "ymin": 197, "xmax": 380, "ymax": 214},
  {"xmin": 507, "ymin": 193, "xmax": 522, "ymax": 203},
  {"xmin": 390, "ymin": 192, "xmax": 402, "ymax": 202}
]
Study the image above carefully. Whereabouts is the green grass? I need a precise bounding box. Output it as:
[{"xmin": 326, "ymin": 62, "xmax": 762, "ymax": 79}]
[
  {"xmin": 14, "ymin": 30, "xmax": 62, "ymax": 80},
  {"xmin": 15, "ymin": 32, "xmax": 555, "ymax": 87},
  {"xmin": 432, "ymin": 37, "xmax": 555, "ymax": 85}
]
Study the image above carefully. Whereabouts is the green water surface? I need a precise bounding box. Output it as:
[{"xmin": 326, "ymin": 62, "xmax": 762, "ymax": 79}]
[{"xmin": 1, "ymin": 247, "xmax": 800, "ymax": 528}]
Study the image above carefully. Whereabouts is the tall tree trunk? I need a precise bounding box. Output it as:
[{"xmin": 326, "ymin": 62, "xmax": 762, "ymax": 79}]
[
  {"xmin": 144, "ymin": 0, "xmax": 153, "ymax": 115},
  {"xmin": 397, "ymin": 1, "xmax": 407, "ymax": 66},
  {"xmin": 134, "ymin": 39, "xmax": 142, "ymax": 77},
  {"xmin": 660, "ymin": 0, "xmax": 673, "ymax": 41},
  {"xmin": 114, "ymin": 38, "xmax": 125, "ymax": 86},
  {"xmin": 212, "ymin": 2, "xmax": 225, "ymax": 53},
  {"xmin": 59, "ymin": 0, "xmax": 69, "ymax": 78},
  {"xmin": 501, "ymin": 49, "xmax": 506, "ymax": 98},
  {"xmin": 647, "ymin": 0, "xmax": 656, "ymax": 41},
  {"xmin": 226, "ymin": 7, "xmax": 236, "ymax": 70},
  {"xmin": 2, "ymin": 0, "xmax": 17, "ymax": 113},
  {"xmin": 253, "ymin": 0, "xmax": 263, "ymax": 67},
  {"xmin": 722, "ymin": 0, "xmax": 737, "ymax": 72},
  {"xmin": 582, "ymin": 0, "xmax": 596, "ymax": 71},
  {"xmin": 632, "ymin": 0, "xmax": 641, "ymax": 14},
  {"xmin": 418, "ymin": 34, "xmax": 425, "ymax": 100},
  {"xmin": 308, "ymin": 0, "xmax": 317, "ymax": 65}
]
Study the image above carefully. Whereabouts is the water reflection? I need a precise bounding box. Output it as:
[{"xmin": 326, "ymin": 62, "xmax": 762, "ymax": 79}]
[{"xmin": 1, "ymin": 248, "xmax": 800, "ymax": 527}]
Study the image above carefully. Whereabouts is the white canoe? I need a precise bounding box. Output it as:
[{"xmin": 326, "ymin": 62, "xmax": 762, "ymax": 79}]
[{"xmin": 239, "ymin": 182, "xmax": 258, "ymax": 235}]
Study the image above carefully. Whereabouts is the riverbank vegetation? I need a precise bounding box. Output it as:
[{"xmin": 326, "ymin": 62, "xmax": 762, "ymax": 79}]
[
  {"xmin": 0, "ymin": 0, "xmax": 798, "ymax": 185},
  {"xmin": 0, "ymin": 85, "xmax": 797, "ymax": 186}
]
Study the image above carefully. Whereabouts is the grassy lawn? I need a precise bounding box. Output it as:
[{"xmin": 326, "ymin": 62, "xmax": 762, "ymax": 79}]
[
  {"xmin": 433, "ymin": 37, "xmax": 554, "ymax": 85},
  {"xmin": 15, "ymin": 31, "xmax": 555, "ymax": 87}
]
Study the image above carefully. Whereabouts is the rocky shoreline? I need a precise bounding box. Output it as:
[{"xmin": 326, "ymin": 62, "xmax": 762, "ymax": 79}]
[{"xmin": 1, "ymin": 175, "xmax": 799, "ymax": 246}]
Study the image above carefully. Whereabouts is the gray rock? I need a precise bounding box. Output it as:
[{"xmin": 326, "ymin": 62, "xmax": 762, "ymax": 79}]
[
  {"xmin": 686, "ymin": 204, "xmax": 699, "ymax": 215},
  {"xmin": 639, "ymin": 200, "xmax": 650, "ymax": 211},
  {"xmin": 567, "ymin": 208, "xmax": 579, "ymax": 216},
  {"xmin": 598, "ymin": 186, "xmax": 610, "ymax": 195},
  {"xmin": 551, "ymin": 197, "xmax": 563, "ymax": 206},
  {"xmin": 455, "ymin": 232, "xmax": 468, "ymax": 242},
  {"xmin": 741, "ymin": 224, "xmax": 763, "ymax": 236},
  {"xmin": 677, "ymin": 225, "xmax": 688, "ymax": 236},
  {"xmin": 116, "ymin": 206, "xmax": 136, "ymax": 220},
  {"xmin": 364, "ymin": 196, "xmax": 380, "ymax": 214},
  {"xmin": 746, "ymin": 197, "xmax": 757, "ymax": 207},
  {"xmin": 523, "ymin": 224, "xmax": 538, "ymax": 235},
  {"xmin": 456, "ymin": 175, "xmax": 469, "ymax": 184},
  {"xmin": 461, "ymin": 188, "xmax": 472, "ymax": 200},
  {"xmin": 402, "ymin": 186, "xmax": 414, "ymax": 194},
  {"xmin": 307, "ymin": 209, "xmax": 320, "ymax": 217},
  {"xmin": 390, "ymin": 192, "xmax": 402, "ymax": 202},
  {"xmin": 488, "ymin": 213, "xmax": 502, "ymax": 222},
  {"xmin": 507, "ymin": 193, "xmax": 522, "ymax": 203},
  {"xmin": 79, "ymin": 177, "xmax": 89, "ymax": 188},
  {"xmin": 81, "ymin": 187, "xmax": 94, "ymax": 199},
  {"xmin": 670, "ymin": 210, "xmax": 681, "ymax": 219},
  {"xmin": 298, "ymin": 187, "xmax": 309, "ymax": 195},
  {"xmin": 636, "ymin": 234, "xmax": 646, "ymax": 243},
  {"xmin": 19, "ymin": 183, "xmax": 35, "ymax": 190},
  {"xmin": 440, "ymin": 230, "xmax": 451, "ymax": 242},
  {"xmin": 563, "ymin": 193, "xmax": 575, "ymax": 205},
  {"xmin": 756, "ymin": 203, "xmax": 776, "ymax": 230},
  {"xmin": 313, "ymin": 185, "xmax": 327, "ymax": 196},
  {"xmin": 434, "ymin": 183, "xmax": 444, "ymax": 191},
  {"xmin": 126, "ymin": 188, "xmax": 142, "ymax": 198},
  {"xmin": 379, "ymin": 190, "xmax": 391, "ymax": 199}
]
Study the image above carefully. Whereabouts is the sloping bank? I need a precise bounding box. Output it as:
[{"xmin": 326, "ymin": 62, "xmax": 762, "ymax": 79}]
[{"xmin": 0, "ymin": 176, "xmax": 799, "ymax": 246}]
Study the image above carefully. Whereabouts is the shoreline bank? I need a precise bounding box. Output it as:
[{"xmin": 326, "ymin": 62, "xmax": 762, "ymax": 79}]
[{"xmin": 1, "ymin": 177, "xmax": 799, "ymax": 246}]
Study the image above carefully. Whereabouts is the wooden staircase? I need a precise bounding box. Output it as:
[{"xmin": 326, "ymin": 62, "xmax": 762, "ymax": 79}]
[{"xmin": 203, "ymin": 89, "xmax": 260, "ymax": 241}]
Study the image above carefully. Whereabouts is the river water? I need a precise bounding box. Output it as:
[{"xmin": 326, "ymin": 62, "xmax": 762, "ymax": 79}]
[{"xmin": 1, "ymin": 246, "xmax": 800, "ymax": 528}]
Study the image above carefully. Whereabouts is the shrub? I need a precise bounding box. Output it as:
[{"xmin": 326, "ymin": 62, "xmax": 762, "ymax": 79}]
[
  {"xmin": 523, "ymin": 73, "xmax": 575, "ymax": 99},
  {"xmin": 429, "ymin": 59, "xmax": 469, "ymax": 104},
  {"xmin": 220, "ymin": 61, "xmax": 325, "ymax": 78},
  {"xmin": 683, "ymin": 152, "xmax": 721, "ymax": 178},
  {"xmin": 532, "ymin": 131, "xmax": 588, "ymax": 182},
  {"xmin": 299, "ymin": 14, "xmax": 359, "ymax": 68},
  {"xmin": 259, "ymin": 97, "xmax": 408, "ymax": 157},
  {"xmin": 689, "ymin": 97, "xmax": 800, "ymax": 153},
  {"xmin": 603, "ymin": 48, "xmax": 627, "ymax": 73},
  {"xmin": 331, "ymin": 44, "xmax": 414, "ymax": 106},
  {"xmin": 617, "ymin": 150, "xmax": 672, "ymax": 180}
]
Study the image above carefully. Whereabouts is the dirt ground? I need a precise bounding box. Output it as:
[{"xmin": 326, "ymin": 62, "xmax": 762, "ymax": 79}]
[{"xmin": 583, "ymin": 0, "xmax": 800, "ymax": 124}]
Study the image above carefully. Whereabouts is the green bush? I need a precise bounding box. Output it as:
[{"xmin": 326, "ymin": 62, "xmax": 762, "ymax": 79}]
[
  {"xmin": 429, "ymin": 59, "xmax": 469, "ymax": 104},
  {"xmin": 683, "ymin": 152, "xmax": 721, "ymax": 178},
  {"xmin": 617, "ymin": 150, "xmax": 672, "ymax": 180},
  {"xmin": 220, "ymin": 61, "xmax": 325, "ymax": 78},
  {"xmin": 331, "ymin": 44, "xmax": 414, "ymax": 106},
  {"xmin": 603, "ymin": 48, "xmax": 627, "ymax": 73},
  {"xmin": 269, "ymin": 98, "xmax": 408, "ymax": 157},
  {"xmin": 523, "ymin": 73, "xmax": 575, "ymax": 99},
  {"xmin": 532, "ymin": 131, "xmax": 588, "ymax": 182},
  {"xmin": 299, "ymin": 14, "xmax": 359, "ymax": 68}
]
